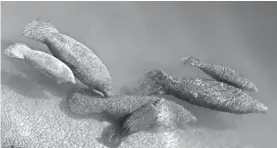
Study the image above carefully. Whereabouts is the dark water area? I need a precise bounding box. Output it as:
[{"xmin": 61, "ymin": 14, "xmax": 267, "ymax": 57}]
[{"xmin": 1, "ymin": 2, "xmax": 277, "ymax": 148}]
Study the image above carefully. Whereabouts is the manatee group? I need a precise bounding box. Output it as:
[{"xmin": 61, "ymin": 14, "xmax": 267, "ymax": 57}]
[
  {"xmin": 139, "ymin": 70, "xmax": 267, "ymax": 114},
  {"xmin": 1, "ymin": 18, "xmax": 269, "ymax": 148},
  {"xmin": 68, "ymin": 88, "xmax": 196, "ymax": 129},
  {"xmin": 23, "ymin": 18, "xmax": 112, "ymax": 97}
]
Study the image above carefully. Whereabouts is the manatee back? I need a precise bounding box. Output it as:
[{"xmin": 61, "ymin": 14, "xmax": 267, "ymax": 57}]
[
  {"xmin": 25, "ymin": 50, "xmax": 75, "ymax": 84},
  {"xmin": 46, "ymin": 34, "xmax": 111, "ymax": 94}
]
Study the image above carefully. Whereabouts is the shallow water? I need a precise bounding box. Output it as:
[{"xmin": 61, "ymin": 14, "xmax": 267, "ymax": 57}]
[{"xmin": 1, "ymin": 2, "xmax": 277, "ymax": 148}]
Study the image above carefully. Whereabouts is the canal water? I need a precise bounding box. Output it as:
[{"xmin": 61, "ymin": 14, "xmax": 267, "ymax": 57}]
[{"xmin": 2, "ymin": 2, "xmax": 277, "ymax": 148}]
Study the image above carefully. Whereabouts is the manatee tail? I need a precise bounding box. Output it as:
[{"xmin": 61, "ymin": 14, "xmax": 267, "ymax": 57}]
[
  {"xmin": 98, "ymin": 127, "xmax": 125, "ymax": 148},
  {"xmin": 4, "ymin": 43, "xmax": 32, "ymax": 59},
  {"xmin": 138, "ymin": 70, "xmax": 171, "ymax": 96},
  {"xmin": 180, "ymin": 56, "xmax": 201, "ymax": 67},
  {"xmin": 23, "ymin": 18, "xmax": 59, "ymax": 42},
  {"xmin": 252, "ymin": 101, "xmax": 268, "ymax": 114},
  {"xmin": 247, "ymin": 81, "xmax": 259, "ymax": 92}
]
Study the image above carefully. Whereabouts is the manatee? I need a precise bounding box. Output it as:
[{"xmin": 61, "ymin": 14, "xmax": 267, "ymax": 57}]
[
  {"xmin": 4, "ymin": 43, "xmax": 76, "ymax": 84},
  {"xmin": 181, "ymin": 56, "xmax": 258, "ymax": 92}
]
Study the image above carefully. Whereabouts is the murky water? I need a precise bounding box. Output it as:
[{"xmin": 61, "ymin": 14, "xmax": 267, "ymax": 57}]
[{"xmin": 1, "ymin": 2, "xmax": 277, "ymax": 148}]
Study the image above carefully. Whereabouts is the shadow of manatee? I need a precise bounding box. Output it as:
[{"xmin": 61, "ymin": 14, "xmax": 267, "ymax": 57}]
[
  {"xmin": 119, "ymin": 80, "xmax": 240, "ymax": 131},
  {"xmin": 95, "ymin": 119, "xmax": 163, "ymax": 148},
  {"xmin": 1, "ymin": 71, "xmax": 48, "ymax": 99}
]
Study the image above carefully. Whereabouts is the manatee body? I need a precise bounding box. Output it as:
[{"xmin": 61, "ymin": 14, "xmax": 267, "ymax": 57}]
[
  {"xmin": 4, "ymin": 43, "xmax": 76, "ymax": 84},
  {"xmin": 68, "ymin": 88, "xmax": 197, "ymax": 129},
  {"xmin": 23, "ymin": 18, "xmax": 112, "ymax": 97},
  {"xmin": 181, "ymin": 56, "xmax": 258, "ymax": 92},
  {"xmin": 139, "ymin": 70, "xmax": 268, "ymax": 114}
]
